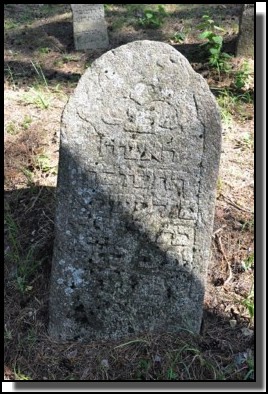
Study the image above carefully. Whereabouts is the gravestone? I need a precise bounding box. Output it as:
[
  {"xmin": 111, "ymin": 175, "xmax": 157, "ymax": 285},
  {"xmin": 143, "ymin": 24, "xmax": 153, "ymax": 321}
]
[
  {"xmin": 236, "ymin": 4, "xmax": 254, "ymax": 57},
  {"xmin": 71, "ymin": 4, "xmax": 109, "ymax": 50},
  {"xmin": 49, "ymin": 40, "xmax": 221, "ymax": 342}
]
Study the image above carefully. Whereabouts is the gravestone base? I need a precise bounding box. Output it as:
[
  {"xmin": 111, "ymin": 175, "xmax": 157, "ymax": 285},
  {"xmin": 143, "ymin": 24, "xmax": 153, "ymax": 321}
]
[{"xmin": 49, "ymin": 40, "xmax": 221, "ymax": 342}]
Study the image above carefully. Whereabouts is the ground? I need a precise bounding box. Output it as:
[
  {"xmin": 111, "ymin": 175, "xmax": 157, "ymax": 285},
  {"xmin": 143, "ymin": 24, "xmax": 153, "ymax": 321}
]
[{"xmin": 4, "ymin": 4, "xmax": 254, "ymax": 381}]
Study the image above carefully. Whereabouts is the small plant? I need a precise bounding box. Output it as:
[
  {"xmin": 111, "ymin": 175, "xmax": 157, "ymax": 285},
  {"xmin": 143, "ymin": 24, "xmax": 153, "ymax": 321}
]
[
  {"xmin": 4, "ymin": 19, "xmax": 19, "ymax": 30},
  {"xmin": 31, "ymin": 61, "xmax": 48, "ymax": 89},
  {"xmin": 35, "ymin": 154, "xmax": 58, "ymax": 174},
  {"xmin": 235, "ymin": 61, "xmax": 251, "ymax": 90},
  {"xmin": 5, "ymin": 65, "xmax": 16, "ymax": 87},
  {"xmin": 38, "ymin": 47, "xmax": 51, "ymax": 54},
  {"xmin": 167, "ymin": 367, "xmax": 178, "ymax": 380},
  {"xmin": 4, "ymin": 325, "xmax": 13, "ymax": 341},
  {"xmin": 241, "ymin": 285, "xmax": 254, "ymax": 321},
  {"xmin": 14, "ymin": 367, "xmax": 31, "ymax": 381},
  {"xmin": 172, "ymin": 31, "xmax": 186, "ymax": 43},
  {"xmin": 197, "ymin": 15, "xmax": 231, "ymax": 72},
  {"xmin": 6, "ymin": 121, "xmax": 18, "ymax": 135},
  {"xmin": 21, "ymin": 114, "xmax": 32, "ymax": 130},
  {"xmin": 241, "ymin": 253, "xmax": 254, "ymax": 271},
  {"xmin": 22, "ymin": 88, "xmax": 51, "ymax": 109},
  {"xmin": 62, "ymin": 54, "xmax": 80, "ymax": 63},
  {"xmin": 139, "ymin": 5, "xmax": 167, "ymax": 28},
  {"xmin": 136, "ymin": 359, "xmax": 151, "ymax": 379},
  {"xmin": 241, "ymin": 132, "xmax": 254, "ymax": 149},
  {"xmin": 16, "ymin": 248, "xmax": 41, "ymax": 294},
  {"xmin": 217, "ymin": 177, "xmax": 223, "ymax": 195},
  {"xmin": 21, "ymin": 167, "xmax": 35, "ymax": 186}
]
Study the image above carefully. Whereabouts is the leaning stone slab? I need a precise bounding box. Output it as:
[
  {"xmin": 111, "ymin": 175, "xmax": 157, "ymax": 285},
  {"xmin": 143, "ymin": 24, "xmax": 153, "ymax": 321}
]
[
  {"xmin": 71, "ymin": 4, "xmax": 109, "ymax": 50},
  {"xmin": 49, "ymin": 40, "xmax": 221, "ymax": 342}
]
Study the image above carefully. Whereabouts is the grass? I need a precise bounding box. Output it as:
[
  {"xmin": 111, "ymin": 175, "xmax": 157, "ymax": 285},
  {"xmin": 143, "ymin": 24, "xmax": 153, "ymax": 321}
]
[
  {"xmin": 22, "ymin": 88, "xmax": 52, "ymax": 109},
  {"xmin": 14, "ymin": 367, "xmax": 31, "ymax": 381},
  {"xmin": 5, "ymin": 208, "xmax": 41, "ymax": 294},
  {"xmin": 216, "ymin": 87, "xmax": 253, "ymax": 125},
  {"xmin": 241, "ymin": 285, "xmax": 254, "ymax": 322}
]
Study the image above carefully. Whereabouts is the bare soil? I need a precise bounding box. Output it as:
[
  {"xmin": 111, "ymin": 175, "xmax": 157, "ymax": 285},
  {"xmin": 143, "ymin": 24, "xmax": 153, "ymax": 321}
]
[{"xmin": 4, "ymin": 4, "xmax": 254, "ymax": 381}]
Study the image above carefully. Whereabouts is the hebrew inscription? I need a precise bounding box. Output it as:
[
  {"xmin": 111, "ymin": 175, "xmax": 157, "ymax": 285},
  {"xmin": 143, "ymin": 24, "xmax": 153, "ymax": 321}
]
[
  {"xmin": 49, "ymin": 41, "xmax": 221, "ymax": 341},
  {"xmin": 71, "ymin": 4, "xmax": 109, "ymax": 50}
]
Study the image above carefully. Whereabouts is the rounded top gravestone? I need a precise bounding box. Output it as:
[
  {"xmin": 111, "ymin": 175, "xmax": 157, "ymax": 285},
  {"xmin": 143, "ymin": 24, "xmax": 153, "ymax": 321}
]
[{"xmin": 49, "ymin": 40, "xmax": 221, "ymax": 342}]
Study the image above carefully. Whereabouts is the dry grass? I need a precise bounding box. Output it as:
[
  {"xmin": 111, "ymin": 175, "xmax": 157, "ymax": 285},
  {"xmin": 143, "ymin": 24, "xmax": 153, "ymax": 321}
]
[{"xmin": 4, "ymin": 4, "xmax": 254, "ymax": 381}]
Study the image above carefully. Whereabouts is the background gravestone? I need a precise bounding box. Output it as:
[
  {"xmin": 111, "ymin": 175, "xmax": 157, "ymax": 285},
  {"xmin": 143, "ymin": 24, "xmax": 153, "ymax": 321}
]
[
  {"xmin": 71, "ymin": 4, "xmax": 109, "ymax": 50},
  {"xmin": 236, "ymin": 4, "xmax": 254, "ymax": 57},
  {"xmin": 49, "ymin": 40, "xmax": 221, "ymax": 342}
]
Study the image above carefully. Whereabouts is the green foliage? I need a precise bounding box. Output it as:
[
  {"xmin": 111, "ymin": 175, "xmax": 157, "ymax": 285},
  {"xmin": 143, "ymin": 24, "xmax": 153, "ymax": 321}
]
[
  {"xmin": 139, "ymin": 5, "xmax": 167, "ymax": 28},
  {"xmin": 5, "ymin": 209, "xmax": 41, "ymax": 294},
  {"xmin": 241, "ymin": 285, "xmax": 254, "ymax": 321},
  {"xmin": 21, "ymin": 114, "xmax": 32, "ymax": 130},
  {"xmin": 167, "ymin": 367, "xmax": 178, "ymax": 380},
  {"xmin": 136, "ymin": 359, "xmax": 151, "ymax": 379},
  {"xmin": 197, "ymin": 15, "xmax": 231, "ymax": 72},
  {"xmin": 6, "ymin": 121, "xmax": 18, "ymax": 135},
  {"xmin": 241, "ymin": 253, "xmax": 254, "ymax": 271},
  {"xmin": 172, "ymin": 31, "xmax": 186, "ymax": 43},
  {"xmin": 14, "ymin": 367, "xmax": 31, "ymax": 380},
  {"xmin": 234, "ymin": 61, "xmax": 251, "ymax": 90},
  {"xmin": 38, "ymin": 47, "xmax": 51, "ymax": 54}
]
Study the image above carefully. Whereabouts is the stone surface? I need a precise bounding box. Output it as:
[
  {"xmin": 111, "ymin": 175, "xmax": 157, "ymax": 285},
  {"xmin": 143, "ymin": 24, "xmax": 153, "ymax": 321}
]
[
  {"xmin": 236, "ymin": 4, "xmax": 254, "ymax": 57},
  {"xmin": 71, "ymin": 4, "xmax": 109, "ymax": 50},
  {"xmin": 49, "ymin": 40, "xmax": 221, "ymax": 342}
]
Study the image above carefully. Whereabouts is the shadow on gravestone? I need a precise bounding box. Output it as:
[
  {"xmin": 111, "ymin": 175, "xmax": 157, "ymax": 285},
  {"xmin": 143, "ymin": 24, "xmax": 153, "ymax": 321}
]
[{"xmin": 48, "ymin": 40, "xmax": 221, "ymax": 342}]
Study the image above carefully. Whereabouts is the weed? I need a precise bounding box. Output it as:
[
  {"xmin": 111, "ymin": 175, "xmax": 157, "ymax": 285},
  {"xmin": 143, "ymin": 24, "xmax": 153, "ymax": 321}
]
[
  {"xmin": 21, "ymin": 114, "xmax": 32, "ymax": 130},
  {"xmin": 22, "ymin": 88, "xmax": 51, "ymax": 109},
  {"xmin": 62, "ymin": 54, "xmax": 80, "ymax": 63},
  {"xmin": 172, "ymin": 31, "xmax": 186, "ymax": 43},
  {"xmin": 4, "ymin": 19, "xmax": 19, "ymax": 30},
  {"xmin": 234, "ymin": 61, "xmax": 251, "ymax": 90},
  {"xmin": 14, "ymin": 367, "xmax": 31, "ymax": 381},
  {"xmin": 166, "ymin": 367, "xmax": 178, "ymax": 380},
  {"xmin": 241, "ymin": 219, "xmax": 254, "ymax": 232},
  {"xmin": 217, "ymin": 177, "xmax": 223, "ymax": 195},
  {"xmin": 136, "ymin": 359, "xmax": 151, "ymax": 380},
  {"xmin": 38, "ymin": 47, "xmax": 51, "ymax": 54},
  {"xmin": 241, "ymin": 285, "xmax": 254, "ymax": 321},
  {"xmin": 26, "ymin": 328, "xmax": 38, "ymax": 346},
  {"xmin": 241, "ymin": 253, "xmax": 254, "ymax": 271},
  {"xmin": 244, "ymin": 355, "xmax": 254, "ymax": 380},
  {"xmin": 241, "ymin": 132, "xmax": 254, "ymax": 149},
  {"xmin": 216, "ymin": 89, "xmax": 234, "ymax": 124},
  {"xmin": 21, "ymin": 167, "xmax": 35, "ymax": 186},
  {"xmin": 16, "ymin": 248, "xmax": 41, "ymax": 294},
  {"xmin": 4, "ymin": 325, "xmax": 13, "ymax": 341},
  {"xmin": 5, "ymin": 210, "xmax": 20, "ymax": 265},
  {"xmin": 31, "ymin": 61, "xmax": 49, "ymax": 89},
  {"xmin": 5, "ymin": 65, "xmax": 16, "ymax": 87},
  {"xmin": 114, "ymin": 339, "xmax": 150, "ymax": 349},
  {"xmin": 6, "ymin": 209, "xmax": 40, "ymax": 293},
  {"xmin": 139, "ymin": 5, "xmax": 167, "ymax": 28},
  {"xmin": 35, "ymin": 154, "xmax": 58, "ymax": 174},
  {"xmin": 197, "ymin": 15, "xmax": 232, "ymax": 73},
  {"xmin": 6, "ymin": 121, "xmax": 19, "ymax": 135}
]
